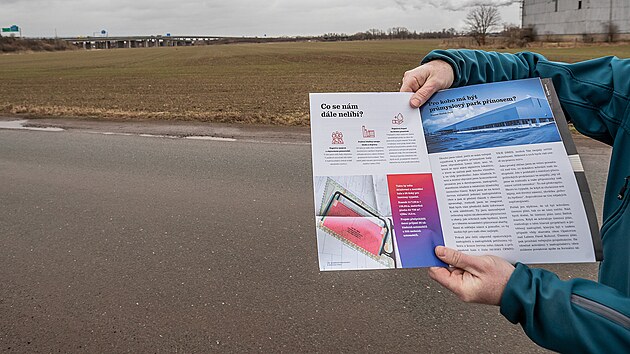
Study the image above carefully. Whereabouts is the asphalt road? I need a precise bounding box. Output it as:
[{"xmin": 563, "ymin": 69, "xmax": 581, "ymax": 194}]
[{"xmin": 0, "ymin": 125, "xmax": 611, "ymax": 353}]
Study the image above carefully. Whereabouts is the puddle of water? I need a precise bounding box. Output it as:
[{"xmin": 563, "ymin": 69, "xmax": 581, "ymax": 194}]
[{"xmin": 0, "ymin": 120, "xmax": 64, "ymax": 132}]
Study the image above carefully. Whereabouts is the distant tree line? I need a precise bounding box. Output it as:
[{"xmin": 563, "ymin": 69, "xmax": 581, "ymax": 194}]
[{"xmin": 319, "ymin": 27, "xmax": 459, "ymax": 41}]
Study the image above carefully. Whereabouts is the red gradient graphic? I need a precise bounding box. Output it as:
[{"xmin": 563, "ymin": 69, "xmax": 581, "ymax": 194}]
[{"xmin": 387, "ymin": 173, "xmax": 446, "ymax": 267}]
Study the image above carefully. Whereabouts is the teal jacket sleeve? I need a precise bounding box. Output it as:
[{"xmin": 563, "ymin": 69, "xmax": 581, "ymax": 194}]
[
  {"xmin": 421, "ymin": 49, "xmax": 630, "ymax": 146},
  {"xmin": 501, "ymin": 264, "xmax": 630, "ymax": 353}
]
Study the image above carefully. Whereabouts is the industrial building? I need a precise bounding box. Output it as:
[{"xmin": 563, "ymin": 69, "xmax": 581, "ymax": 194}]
[
  {"xmin": 436, "ymin": 97, "xmax": 554, "ymax": 134},
  {"xmin": 522, "ymin": 0, "xmax": 630, "ymax": 41}
]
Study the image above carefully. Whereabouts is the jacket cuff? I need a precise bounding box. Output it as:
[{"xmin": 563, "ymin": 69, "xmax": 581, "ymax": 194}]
[
  {"xmin": 420, "ymin": 50, "xmax": 461, "ymax": 87},
  {"xmin": 500, "ymin": 262, "xmax": 531, "ymax": 324}
]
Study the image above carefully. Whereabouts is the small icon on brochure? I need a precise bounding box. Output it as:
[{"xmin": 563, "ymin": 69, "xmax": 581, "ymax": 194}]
[
  {"xmin": 362, "ymin": 125, "xmax": 376, "ymax": 138},
  {"xmin": 331, "ymin": 131, "xmax": 344, "ymax": 144},
  {"xmin": 392, "ymin": 113, "xmax": 404, "ymax": 125}
]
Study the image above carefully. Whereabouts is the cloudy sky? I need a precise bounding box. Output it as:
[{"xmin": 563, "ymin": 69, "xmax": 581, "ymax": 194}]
[{"xmin": 1, "ymin": 0, "xmax": 520, "ymax": 38}]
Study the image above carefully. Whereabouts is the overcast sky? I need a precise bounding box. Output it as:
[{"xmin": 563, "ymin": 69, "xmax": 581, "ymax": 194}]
[{"xmin": 1, "ymin": 0, "xmax": 520, "ymax": 38}]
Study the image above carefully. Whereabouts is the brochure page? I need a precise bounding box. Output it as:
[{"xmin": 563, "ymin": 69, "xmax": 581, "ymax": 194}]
[{"xmin": 310, "ymin": 79, "xmax": 597, "ymax": 271}]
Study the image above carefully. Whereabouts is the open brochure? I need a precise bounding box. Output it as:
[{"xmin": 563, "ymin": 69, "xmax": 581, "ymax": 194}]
[{"xmin": 310, "ymin": 78, "xmax": 602, "ymax": 271}]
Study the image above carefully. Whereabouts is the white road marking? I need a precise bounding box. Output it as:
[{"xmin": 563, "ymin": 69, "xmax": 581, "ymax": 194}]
[{"xmin": 185, "ymin": 136, "xmax": 237, "ymax": 142}]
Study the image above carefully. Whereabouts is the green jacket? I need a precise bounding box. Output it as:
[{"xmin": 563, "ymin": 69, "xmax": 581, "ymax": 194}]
[{"xmin": 422, "ymin": 50, "xmax": 630, "ymax": 353}]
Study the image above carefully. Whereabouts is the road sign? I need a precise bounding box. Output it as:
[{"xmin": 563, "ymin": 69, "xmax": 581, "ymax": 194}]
[{"xmin": 2, "ymin": 25, "xmax": 19, "ymax": 33}]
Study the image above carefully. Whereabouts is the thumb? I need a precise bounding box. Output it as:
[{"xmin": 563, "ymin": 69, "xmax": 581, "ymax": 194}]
[
  {"xmin": 410, "ymin": 82, "xmax": 440, "ymax": 108},
  {"xmin": 434, "ymin": 246, "xmax": 479, "ymax": 272}
]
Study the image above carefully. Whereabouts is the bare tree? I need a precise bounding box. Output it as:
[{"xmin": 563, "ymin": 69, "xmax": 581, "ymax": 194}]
[
  {"xmin": 465, "ymin": 5, "xmax": 501, "ymax": 46},
  {"xmin": 388, "ymin": 27, "xmax": 410, "ymax": 39}
]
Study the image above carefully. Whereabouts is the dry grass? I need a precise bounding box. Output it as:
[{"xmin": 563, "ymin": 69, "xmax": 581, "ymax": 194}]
[
  {"xmin": 0, "ymin": 37, "xmax": 76, "ymax": 53},
  {"xmin": 1, "ymin": 40, "xmax": 629, "ymax": 126}
]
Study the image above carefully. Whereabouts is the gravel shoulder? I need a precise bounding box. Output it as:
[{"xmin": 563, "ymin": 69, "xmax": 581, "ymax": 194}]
[{"xmin": 0, "ymin": 116, "xmax": 311, "ymax": 144}]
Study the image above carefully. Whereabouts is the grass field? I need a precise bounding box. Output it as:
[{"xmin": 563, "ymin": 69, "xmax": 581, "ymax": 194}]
[{"xmin": 1, "ymin": 40, "xmax": 629, "ymax": 125}]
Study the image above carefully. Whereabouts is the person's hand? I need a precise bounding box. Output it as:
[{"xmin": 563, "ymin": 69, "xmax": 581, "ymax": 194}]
[
  {"xmin": 400, "ymin": 60, "xmax": 455, "ymax": 108},
  {"xmin": 428, "ymin": 246, "xmax": 515, "ymax": 306}
]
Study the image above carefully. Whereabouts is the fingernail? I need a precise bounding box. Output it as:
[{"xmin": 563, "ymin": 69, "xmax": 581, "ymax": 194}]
[
  {"xmin": 435, "ymin": 246, "xmax": 446, "ymax": 257},
  {"xmin": 410, "ymin": 98, "xmax": 421, "ymax": 107}
]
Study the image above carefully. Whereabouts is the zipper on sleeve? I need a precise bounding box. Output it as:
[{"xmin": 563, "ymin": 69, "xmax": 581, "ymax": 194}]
[
  {"xmin": 617, "ymin": 175, "xmax": 629, "ymax": 200},
  {"xmin": 571, "ymin": 294, "xmax": 630, "ymax": 330}
]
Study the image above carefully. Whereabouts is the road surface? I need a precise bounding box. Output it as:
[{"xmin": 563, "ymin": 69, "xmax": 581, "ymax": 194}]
[{"xmin": 0, "ymin": 121, "xmax": 611, "ymax": 353}]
